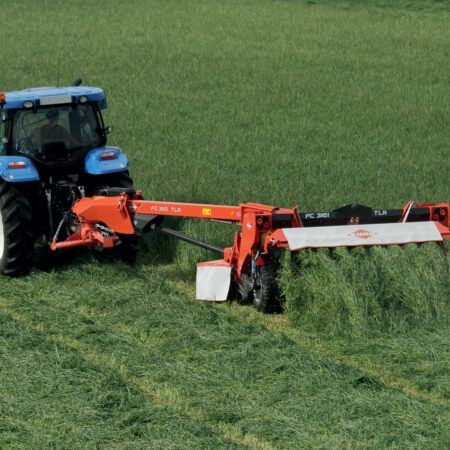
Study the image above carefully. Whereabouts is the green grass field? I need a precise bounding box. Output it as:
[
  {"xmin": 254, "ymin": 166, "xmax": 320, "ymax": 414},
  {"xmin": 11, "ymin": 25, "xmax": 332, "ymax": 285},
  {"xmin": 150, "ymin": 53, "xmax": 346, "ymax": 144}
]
[{"xmin": 0, "ymin": 0, "xmax": 449, "ymax": 447}]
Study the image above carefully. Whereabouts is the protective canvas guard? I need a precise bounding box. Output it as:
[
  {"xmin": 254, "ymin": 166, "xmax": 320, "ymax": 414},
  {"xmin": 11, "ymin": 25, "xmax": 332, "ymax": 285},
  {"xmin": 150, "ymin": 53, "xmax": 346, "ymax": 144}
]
[
  {"xmin": 196, "ymin": 260, "xmax": 231, "ymax": 301},
  {"xmin": 282, "ymin": 221, "xmax": 444, "ymax": 251}
]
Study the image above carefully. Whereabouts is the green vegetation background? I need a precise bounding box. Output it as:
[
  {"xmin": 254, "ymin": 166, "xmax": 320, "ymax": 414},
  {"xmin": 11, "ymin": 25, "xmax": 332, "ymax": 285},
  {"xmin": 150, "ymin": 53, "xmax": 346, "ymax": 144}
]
[{"xmin": 0, "ymin": 0, "xmax": 448, "ymax": 448}]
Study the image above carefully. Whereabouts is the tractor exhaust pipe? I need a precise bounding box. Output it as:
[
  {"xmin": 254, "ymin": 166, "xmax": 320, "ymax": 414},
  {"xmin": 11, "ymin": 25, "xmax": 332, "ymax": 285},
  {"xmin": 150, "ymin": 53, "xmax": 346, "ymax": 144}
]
[{"xmin": 151, "ymin": 224, "xmax": 224, "ymax": 255}]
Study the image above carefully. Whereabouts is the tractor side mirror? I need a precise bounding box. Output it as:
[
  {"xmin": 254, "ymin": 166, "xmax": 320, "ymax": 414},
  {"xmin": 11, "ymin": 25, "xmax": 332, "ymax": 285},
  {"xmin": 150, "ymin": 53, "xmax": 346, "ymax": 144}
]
[{"xmin": 105, "ymin": 126, "xmax": 113, "ymax": 134}]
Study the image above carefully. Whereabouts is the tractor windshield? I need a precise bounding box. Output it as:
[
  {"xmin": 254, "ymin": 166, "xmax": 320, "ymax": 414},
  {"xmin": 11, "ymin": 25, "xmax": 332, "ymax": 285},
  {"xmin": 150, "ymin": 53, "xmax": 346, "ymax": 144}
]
[{"xmin": 11, "ymin": 103, "xmax": 103, "ymax": 165}]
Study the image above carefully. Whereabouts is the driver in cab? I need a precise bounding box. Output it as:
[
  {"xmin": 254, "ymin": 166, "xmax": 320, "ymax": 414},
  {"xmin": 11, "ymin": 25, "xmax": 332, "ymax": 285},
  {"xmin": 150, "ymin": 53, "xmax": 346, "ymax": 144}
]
[{"xmin": 31, "ymin": 110, "xmax": 79, "ymax": 149}]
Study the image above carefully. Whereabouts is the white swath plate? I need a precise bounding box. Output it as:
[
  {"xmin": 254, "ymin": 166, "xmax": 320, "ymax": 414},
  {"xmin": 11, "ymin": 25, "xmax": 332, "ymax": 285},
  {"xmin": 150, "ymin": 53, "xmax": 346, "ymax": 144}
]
[{"xmin": 282, "ymin": 222, "xmax": 443, "ymax": 251}]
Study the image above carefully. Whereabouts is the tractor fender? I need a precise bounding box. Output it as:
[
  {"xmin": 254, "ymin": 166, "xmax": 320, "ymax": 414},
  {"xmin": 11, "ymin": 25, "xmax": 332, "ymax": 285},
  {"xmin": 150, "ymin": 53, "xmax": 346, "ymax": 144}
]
[
  {"xmin": 84, "ymin": 146, "xmax": 129, "ymax": 175},
  {"xmin": 0, "ymin": 156, "xmax": 40, "ymax": 182}
]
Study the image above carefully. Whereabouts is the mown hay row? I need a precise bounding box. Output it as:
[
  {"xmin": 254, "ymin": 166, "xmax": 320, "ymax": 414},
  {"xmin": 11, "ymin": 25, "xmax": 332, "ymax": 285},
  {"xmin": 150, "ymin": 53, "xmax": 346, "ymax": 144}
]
[{"xmin": 278, "ymin": 242, "xmax": 449, "ymax": 336}]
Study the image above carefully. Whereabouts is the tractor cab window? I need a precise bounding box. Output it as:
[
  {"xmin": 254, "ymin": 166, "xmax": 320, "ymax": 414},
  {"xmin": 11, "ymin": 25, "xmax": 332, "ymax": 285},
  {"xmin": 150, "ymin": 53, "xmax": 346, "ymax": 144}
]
[{"xmin": 12, "ymin": 103, "xmax": 103, "ymax": 165}]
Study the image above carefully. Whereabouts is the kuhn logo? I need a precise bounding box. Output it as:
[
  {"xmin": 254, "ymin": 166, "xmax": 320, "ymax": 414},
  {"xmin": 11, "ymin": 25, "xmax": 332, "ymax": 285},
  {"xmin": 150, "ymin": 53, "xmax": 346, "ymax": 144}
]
[{"xmin": 347, "ymin": 229, "xmax": 378, "ymax": 239}]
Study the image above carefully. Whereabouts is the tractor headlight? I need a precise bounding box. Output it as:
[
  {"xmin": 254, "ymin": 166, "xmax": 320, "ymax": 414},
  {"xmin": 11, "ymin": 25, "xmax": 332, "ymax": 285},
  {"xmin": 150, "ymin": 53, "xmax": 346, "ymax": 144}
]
[
  {"xmin": 78, "ymin": 95, "xmax": 88, "ymax": 104},
  {"xmin": 23, "ymin": 101, "xmax": 33, "ymax": 108}
]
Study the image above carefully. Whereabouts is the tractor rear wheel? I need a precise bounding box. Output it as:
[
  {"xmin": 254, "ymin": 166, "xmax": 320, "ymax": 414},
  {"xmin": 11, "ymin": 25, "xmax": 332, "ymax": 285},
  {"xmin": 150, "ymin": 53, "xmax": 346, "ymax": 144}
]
[
  {"xmin": 252, "ymin": 258, "xmax": 281, "ymax": 313},
  {"xmin": 0, "ymin": 183, "xmax": 34, "ymax": 276},
  {"xmin": 88, "ymin": 171, "xmax": 139, "ymax": 263}
]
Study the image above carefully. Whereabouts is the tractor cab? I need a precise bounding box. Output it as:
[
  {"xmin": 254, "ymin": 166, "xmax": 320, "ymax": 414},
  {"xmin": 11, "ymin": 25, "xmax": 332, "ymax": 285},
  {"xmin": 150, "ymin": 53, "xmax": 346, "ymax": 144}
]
[
  {"xmin": 0, "ymin": 86, "xmax": 108, "ymax": 167},
  {"xmin": 11, "ymin": 103, "xmax": 103, "ymax": 166}
]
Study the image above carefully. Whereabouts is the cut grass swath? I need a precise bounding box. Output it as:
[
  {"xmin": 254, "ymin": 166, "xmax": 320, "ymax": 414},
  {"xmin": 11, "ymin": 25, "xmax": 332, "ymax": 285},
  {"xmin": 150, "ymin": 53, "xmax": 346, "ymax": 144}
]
[{"xmin": 279, "ymin": 242, "xmax": 449, "ymax": 336}]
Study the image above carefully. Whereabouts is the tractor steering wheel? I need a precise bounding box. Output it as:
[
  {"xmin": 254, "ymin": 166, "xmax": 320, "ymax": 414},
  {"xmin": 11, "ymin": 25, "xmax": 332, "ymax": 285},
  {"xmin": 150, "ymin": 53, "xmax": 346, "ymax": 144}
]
[{"xmin": 16, "ymin": 137, "xmax": 35, "ymax": 156}]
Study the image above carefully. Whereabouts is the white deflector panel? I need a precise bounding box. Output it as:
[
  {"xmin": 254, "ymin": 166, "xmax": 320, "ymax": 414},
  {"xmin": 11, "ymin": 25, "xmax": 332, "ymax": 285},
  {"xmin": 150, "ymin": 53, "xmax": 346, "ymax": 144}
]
[
  {"xmin": 282, "ymin": 222, "xmax": 443, "ymax": 251},
  {"xmin": 196, "ymin": 261, "xmax": 231, "ymax": 301}
]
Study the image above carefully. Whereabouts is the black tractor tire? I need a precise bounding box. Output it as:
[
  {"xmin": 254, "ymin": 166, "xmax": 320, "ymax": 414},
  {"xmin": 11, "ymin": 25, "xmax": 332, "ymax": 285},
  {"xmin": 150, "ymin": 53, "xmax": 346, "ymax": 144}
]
[
  {"xmin": 0, "ymin": 183, "xmax": 34, "ymax": 276},
  {"xmin": 88, "ymin": 171, "xmax": 139, "ymax": 264},
  {"xmin": 86, "ymin": 170, "xmax": 134, "ymax": 196},
  {"xmin": 252, "ymin": 258, "xmax": 282, "ymax": 313}
]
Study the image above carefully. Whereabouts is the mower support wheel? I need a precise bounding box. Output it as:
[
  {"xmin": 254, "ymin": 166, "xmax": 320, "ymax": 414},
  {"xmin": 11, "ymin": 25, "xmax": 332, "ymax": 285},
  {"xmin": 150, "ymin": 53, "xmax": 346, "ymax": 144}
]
[
  {"xmin": 229, "ymin": 272, "xmax": 253, "ymax": 304},
  {"xmin": 0, "ymin": 183, "xmax": 34, "ymax": 276},
  {"xmin": 252, "ymin": 258, "xmax": 281, "ymax": 313}
]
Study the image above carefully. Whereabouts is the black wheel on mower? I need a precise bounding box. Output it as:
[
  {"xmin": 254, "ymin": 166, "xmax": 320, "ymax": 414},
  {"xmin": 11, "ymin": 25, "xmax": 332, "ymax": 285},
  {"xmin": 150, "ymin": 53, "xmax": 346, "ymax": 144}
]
[
  {"xmin": 0, "ymin": 183, "xmax": 34, "ymax": 276},
  {"xmin": 229, "ymin": 272, "xmax": 252, "ymax": 304},
  {"xmin": 88, "ymin": 171, "xmax": 139, "ymax": 264},
  {"xmin": 252, "ymin": 258, "xmax": 281, "ymax": 313}
]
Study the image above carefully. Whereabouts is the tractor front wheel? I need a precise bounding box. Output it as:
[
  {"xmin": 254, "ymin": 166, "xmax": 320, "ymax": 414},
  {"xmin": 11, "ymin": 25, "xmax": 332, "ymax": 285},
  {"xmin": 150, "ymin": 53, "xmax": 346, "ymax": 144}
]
[
  {"xmin": 252, "ymin": 258, "xmax": 281, "ymax": 313},
  {"xmin": 0, "ymin": 183, "xmax": 34, "ymax": 276}
]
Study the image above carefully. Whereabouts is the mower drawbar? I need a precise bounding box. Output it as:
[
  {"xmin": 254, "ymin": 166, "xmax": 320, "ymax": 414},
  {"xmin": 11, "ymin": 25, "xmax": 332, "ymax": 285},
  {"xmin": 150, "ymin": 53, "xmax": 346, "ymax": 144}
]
[{"xmin": 50, "ymin": 192, "xmax": 450, "ymax": 313}]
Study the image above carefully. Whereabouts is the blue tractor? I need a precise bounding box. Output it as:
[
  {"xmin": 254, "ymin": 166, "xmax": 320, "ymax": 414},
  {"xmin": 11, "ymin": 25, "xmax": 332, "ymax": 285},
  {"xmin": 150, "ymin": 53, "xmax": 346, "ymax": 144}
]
[{"xmin": 0, "ymin": 79, "xmax": 137, "ymax": 275}]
